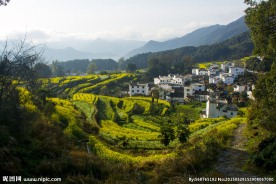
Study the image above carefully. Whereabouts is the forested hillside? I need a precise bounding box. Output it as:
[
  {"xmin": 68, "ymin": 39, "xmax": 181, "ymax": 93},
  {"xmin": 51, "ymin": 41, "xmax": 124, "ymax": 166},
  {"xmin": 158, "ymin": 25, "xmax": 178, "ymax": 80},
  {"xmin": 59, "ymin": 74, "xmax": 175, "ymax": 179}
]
[
  {"xmin": 121, "ymin": 31, "xmax": 253, "ymax": 70},
  {"xmin": 126, "ymin": 16, "xmax": 248, "ymax": 57},
  {"xmin": 56, "ymin": 58, "xmax": 118, "ymax": 73}
]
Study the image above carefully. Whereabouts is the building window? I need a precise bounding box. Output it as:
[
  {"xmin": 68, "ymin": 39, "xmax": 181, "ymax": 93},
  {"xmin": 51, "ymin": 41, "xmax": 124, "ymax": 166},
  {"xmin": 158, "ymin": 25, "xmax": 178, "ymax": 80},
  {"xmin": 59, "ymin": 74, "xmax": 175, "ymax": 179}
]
[
  {"xmin": 186, "ymin": 89, "xmax": 190, "ymax": 92},
  {"xmin": 142, "ymin": 90, "xmax": 144, "ymax": 93},
  {"xmin": 142, "ymin": 86, "xmax": 144, "ymax": 89},
  {"xmin": 230, "ymin": 112, "xmax": 233, "ymax": 115},
  {"xmin": 132, "ymin": 90, "xmax": 134, "ymax": 92},
  {"xmin": 137, "ymin": 90, "xmax": 139, "ymax": 92}
]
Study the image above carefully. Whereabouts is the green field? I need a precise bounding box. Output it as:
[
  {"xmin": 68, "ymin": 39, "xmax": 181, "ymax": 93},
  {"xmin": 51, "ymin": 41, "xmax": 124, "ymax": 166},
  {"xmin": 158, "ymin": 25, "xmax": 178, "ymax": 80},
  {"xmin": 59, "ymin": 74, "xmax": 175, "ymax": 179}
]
[{"xmin": 38, "ymin": 74, "xmax": 245, "ymax": 166}]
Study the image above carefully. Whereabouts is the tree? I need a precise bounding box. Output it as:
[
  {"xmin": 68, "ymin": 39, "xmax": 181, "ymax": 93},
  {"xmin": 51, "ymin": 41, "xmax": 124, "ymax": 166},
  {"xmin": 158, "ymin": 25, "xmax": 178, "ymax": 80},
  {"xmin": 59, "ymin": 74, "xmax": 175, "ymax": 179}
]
[
  {"xmin": 51, "ymin": 60, "xmax": 65, "ymax": 77},
  {"xmin": 0, "ymin": 39, "xmax": 43, "ymax": 143},
  {"xmin": 87, "ymin": 62, "xmax": 97, "ymax": 74},
  {"xmin": 159, "ymin": 121, "xmax": 175, "ymax": 147},
  {"xmin": 0, "ymin": 39, "xmax": 42, "ymax": 110},
  {"xmin": 34, "ymin": 63, "xmax": 52, "ymax": 78},
  {"xmin": 244, "ymin": 0, "xmax": 276, "ymax": 58},
  {"xmin": 150, "ymin": 88, "xmax": 159, "ymax": 104},
  {"xmin": 250, "ymin": 63, "xmax": 276, "ymax": 132},
  {"xmin": 0, "ymin": 0, "xmax": 10, "ymax": 6},
  {"xmin": 244, "ymin": 0, "xmax": 276, "ymax": 171},
  {"xmin": 146, "ymin": 58, "xmax": 168, "ymax": 79},
  {"xmin": 177, "ymin": 123, "xmax": 190, "ymax": 143},
  {"xmin": 118, "ymin": 57, "xmax": 125, "ymax": 70},
  {"xmin": 126, "ymin": 63, "xmax": 137, "ymax": 73}
]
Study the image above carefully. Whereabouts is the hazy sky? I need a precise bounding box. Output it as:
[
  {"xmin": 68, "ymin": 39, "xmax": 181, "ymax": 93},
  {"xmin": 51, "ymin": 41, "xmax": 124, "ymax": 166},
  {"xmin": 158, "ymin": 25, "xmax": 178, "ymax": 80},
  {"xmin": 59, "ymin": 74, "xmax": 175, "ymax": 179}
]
[{"xmin": 0, "ymin": 0, "xmax": 247, "ymax": 42}]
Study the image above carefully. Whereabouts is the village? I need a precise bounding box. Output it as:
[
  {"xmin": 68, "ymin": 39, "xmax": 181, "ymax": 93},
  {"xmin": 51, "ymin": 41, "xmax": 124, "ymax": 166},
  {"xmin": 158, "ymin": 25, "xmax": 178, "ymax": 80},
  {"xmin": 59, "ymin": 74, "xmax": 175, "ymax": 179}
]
[{"xmin": 129, "ymin": 62, "xmax": 256, "ymax": 119}]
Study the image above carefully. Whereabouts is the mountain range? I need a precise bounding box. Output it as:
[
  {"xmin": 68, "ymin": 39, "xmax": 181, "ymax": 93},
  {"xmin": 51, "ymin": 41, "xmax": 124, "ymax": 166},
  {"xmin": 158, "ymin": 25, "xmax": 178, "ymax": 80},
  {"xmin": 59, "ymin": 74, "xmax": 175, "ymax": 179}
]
[
  {"xmin": 125, "ymin": 16, "xmax": 248, "ymax": 58},
  {"xmin": 2, "ymin": 16, "xmax": 249, "ymax": 62},
  {"xmin": 121, "ymin": 31, "xmax": 253, "ymax": 70},
  {"xmin": 43, "ymin": 39, "xmax": 145, "ymax": 62}
]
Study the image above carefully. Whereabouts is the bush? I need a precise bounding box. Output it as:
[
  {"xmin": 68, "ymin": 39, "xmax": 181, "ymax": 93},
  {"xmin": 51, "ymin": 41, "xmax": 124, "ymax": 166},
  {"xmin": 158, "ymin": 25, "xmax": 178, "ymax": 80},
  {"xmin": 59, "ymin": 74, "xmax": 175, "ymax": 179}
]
[{"xmin": 250, "ymin": 136, "xmax": 276, "ymax": 170}]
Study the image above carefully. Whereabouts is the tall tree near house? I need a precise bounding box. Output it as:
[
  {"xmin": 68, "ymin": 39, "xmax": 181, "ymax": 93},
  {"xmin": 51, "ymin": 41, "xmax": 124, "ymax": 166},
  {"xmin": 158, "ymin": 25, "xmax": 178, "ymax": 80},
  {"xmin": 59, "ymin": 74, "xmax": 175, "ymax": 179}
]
[
  {"xmin": 51, "ymin": 60, "xmax": 65, "ymax": 77},
  {"xmin": 87, "ymin": 62, "xmax": 97, "ymax": 74},
  {"xmin": 151, "ymin": 88, "xmax": 159, "ymax": 104},
  {"xmin": 159, "ymin": 121, "xmax": 175, "ymax": 147},
  {"xmin": 250, "ymin": 63, "xmax": 276, "ymax": 132},
  {"xmin": 245, "ymin": 0, "xmax": 276, "ymax": 171},
  {"xmin": 177, "ymin": 123, "xmax": 190, "ymax": 143},
  {"xmin": 244, "ymin": 0, "xmax": 276, "ymax": 132},
  {"xmin": 118, "ymin": 57, "xmax": 125, "ymax": 70},
  {"xmin": 244, "ymin": 0, "xmax": 276, "ymax": 58},
  {"xmin": 126, "ymin": 63, "xmax": 137, "ymax": 73}
]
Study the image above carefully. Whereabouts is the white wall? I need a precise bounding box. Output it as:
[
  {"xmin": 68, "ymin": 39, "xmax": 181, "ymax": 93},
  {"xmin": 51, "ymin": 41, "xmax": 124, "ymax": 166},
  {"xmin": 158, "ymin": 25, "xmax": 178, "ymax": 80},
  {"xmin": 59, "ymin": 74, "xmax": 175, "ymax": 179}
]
[
  {"xmin": 229, "ymin": 67, "xmax": 245, "ymax": 78},
  {"xmin": 129, "ymin": 84, "xmax": 149, "ymax": 96}
]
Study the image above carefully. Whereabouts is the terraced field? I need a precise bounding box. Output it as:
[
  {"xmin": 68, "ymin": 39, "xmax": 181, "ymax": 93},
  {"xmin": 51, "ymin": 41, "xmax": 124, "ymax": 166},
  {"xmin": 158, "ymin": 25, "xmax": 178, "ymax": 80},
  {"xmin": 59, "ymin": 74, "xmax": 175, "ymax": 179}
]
[
  {"xmin": 42, "ymin": 75, "xmax": 245, "ymax": 166},
  {"xmin": 41, "ymin": 73, "xmax": 134, "ymax": 97}
]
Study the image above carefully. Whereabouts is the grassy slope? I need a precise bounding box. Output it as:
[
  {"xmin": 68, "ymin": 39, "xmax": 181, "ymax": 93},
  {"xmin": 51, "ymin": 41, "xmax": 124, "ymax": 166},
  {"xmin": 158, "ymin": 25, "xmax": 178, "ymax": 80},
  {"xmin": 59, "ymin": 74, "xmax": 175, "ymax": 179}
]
[{"xmin": 40, "ymin": 75, "xmax": 246, "ymax": 170}]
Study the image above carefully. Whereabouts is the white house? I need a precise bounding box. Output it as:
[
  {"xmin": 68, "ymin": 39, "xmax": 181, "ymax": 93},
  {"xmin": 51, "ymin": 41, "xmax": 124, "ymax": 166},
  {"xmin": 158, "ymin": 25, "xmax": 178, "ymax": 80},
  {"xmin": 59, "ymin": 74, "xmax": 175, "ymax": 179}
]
[
  {"xmin": 221, "ymin": 62, "xmax": 234, "ymax": 71},
  {"xmin": 184, "ymin": 83, "xmax": 206, "ymax": 98},
  {"xmin": 154, "ymin": 75, "xmax": 172, "ymax": 85},
  {"xmin": 208, "ymin": 67, "xmax": 219, "ymax": 76},
  {"xmin": 195, "ymin": 68, "xmax": 208, "ymax": 76},
  {"xmin": 129, "ymin": 82, "xmax": 150, "ymax": 96},
  {"xmin": 229, "ymin": 67, "xmax": 245, "ymax": 78},
  {"xmin": 209, "ymin": 64, "xmax": 219, "ymax": 69},
  {"xmin": 233, "ymin": 85, "xmax": 246, "ymax": 93},
  {"xmin": 209, "ymin": 76, "xmax": 222, "ymax": 84},
  {"xmin": 154, "ymin": 74, "xmax": 192, "ymax": 86},
  {"xmin": 220, "ymin": 73, "xmax": 235, "ymax": 85},
  {"xmin": 170, "ymin": 75, "xmax": 192, "ymax": 86},
  {"xmin": 192, "ymin": 68, "xmax": 197, "ymax": 75},
  {"xmin": 205, "ymin": 97, "xmax": 239, "ymax": 118}
]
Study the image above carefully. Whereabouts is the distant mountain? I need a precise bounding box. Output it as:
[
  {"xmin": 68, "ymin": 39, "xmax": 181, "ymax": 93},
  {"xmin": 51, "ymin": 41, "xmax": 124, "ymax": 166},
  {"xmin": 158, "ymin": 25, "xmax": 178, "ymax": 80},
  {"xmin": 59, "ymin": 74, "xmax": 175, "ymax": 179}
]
[
  {"xmin": 121, "ymin": 31, "xmax": 253, "ymax": 70},
  {"xmin": 43, "ymin": 47, "xmax": 94, "ymax": 62},
  {"xmin": 44, "ymin": 39, "xmax": 145, "ymax": 61},
  {"xmin": 125, "ymin": 16, "xmax": 248, "ymax": 58},
  {"xmin": 80, "ymin": 38, "xmax": 145, "ymax": 57}
]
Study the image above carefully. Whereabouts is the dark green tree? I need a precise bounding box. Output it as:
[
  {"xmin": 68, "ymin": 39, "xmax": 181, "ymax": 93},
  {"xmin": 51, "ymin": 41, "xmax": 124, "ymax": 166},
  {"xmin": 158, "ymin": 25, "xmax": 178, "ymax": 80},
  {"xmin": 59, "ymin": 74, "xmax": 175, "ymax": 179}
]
[
  {"xmin": 159, "ymin": 121, "xmax": 175, "ymax": 147},
  {"xmin": 250, "ymin": 63, "xmax": 276, "ymax": 132},
  {"xmin": 244, "ymin": 0, "xmax": 276, "ymax": 58},
  {"xmin": 146, "ymin": 58, "xmax": 168, "ymax": 79},
  {"xmin": 51, "ymin": 60, "xmax": 65, "ymax": 77},
  {"xmin": 118, "ymin": 57, "xmax": 125, "ymax": 70},
  {"xmin": 0, "ymin": 40, "xmax": 42, "ymax": 110},
  {"xmin": 0, "ymin": 39, "xmax": 42, "ymax": 149},
  {"xmin": 151, "ymin": 88, "xmax": 159, "ymax": 104},
  {"xmin": 34, "ymin": 63, "xmax": 52, "ymax": 78},
  {"xmin": 126, "ymin": 63, "xmax": 137, "ymax": 73},
  {"xmin": 87, "ymin": 62, "xmax": 97, "ymax": 74},
  {"xmin": 176, "ymin": 123, "xmax": 190, "ymax": 143}
]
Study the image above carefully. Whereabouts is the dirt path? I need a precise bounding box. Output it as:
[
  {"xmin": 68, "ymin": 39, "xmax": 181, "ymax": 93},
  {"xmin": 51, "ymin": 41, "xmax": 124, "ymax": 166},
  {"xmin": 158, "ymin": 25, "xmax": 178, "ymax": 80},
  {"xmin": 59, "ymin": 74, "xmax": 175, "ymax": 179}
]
[{"xmin": 214, "ymin": 123, "xmax": 268, "ymax": 183}]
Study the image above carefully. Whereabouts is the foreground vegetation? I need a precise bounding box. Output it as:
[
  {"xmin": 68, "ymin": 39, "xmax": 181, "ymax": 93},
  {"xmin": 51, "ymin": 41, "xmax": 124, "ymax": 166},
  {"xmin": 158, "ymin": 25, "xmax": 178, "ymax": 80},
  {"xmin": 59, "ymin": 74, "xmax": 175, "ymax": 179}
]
[{"xmin": 0, "ymin": 70, "xmax": 248, "ymax": 182}]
